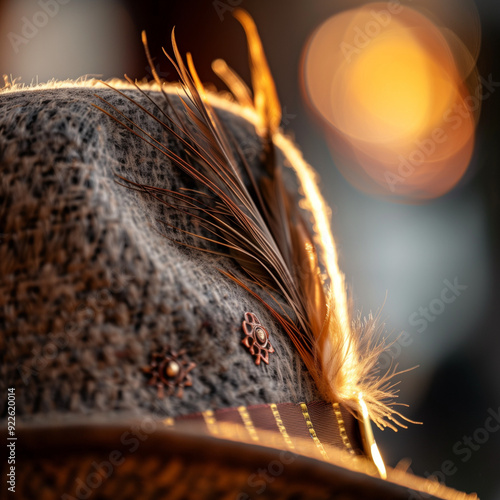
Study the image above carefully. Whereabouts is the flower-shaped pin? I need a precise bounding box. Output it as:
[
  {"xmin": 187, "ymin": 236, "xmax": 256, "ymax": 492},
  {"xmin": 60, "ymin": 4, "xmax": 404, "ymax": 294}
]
[
  {"xmin": 142, "ymin": 347, "xmax": 196, "ymax": 398},
  {"xmin": 242, "ymin": 312, "xmax": 274, "ymax": 365}
]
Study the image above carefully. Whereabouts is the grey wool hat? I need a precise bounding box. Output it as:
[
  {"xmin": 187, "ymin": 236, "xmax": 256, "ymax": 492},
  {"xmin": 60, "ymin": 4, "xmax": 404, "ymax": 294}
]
[{"xmin": 0, "ymin": 10, "xmax": 478, "ymax": 500}]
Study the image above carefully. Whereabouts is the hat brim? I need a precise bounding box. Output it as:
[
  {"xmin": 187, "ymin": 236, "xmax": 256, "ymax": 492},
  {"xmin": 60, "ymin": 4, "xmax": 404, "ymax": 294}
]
[{"xmin": 7, "ymin": 421, "xmax": 476, "ymax": 500}]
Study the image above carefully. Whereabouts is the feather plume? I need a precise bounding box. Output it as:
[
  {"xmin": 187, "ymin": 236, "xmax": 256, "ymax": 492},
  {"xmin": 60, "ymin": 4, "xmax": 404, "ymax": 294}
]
[{"xmin": 93, "ymin": 11, "xmax": 414, "ymax": 433}]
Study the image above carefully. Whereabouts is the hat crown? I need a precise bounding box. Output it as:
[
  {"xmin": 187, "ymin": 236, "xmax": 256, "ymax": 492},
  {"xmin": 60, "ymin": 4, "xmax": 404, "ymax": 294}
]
[{"xmin": 0, "ymin": 84, "xmax": 318, "ymax": 421}]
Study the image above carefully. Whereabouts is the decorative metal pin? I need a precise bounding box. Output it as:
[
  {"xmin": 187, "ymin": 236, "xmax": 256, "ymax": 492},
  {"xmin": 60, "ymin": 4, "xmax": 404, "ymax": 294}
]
[
  {"xmin": 242, "ymin": 312, "xmax": 274, "ymax": 365},
  {"xmin": 142, "ymin": 347, "xmax": 196, "ymax": 398}
]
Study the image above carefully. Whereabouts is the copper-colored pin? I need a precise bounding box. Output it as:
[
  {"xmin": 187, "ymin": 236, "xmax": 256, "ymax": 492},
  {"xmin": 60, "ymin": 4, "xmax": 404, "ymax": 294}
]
[
  {"xmin": 142, "ymin": 347, "xmax": 196, "ymax": 398},
  {"xmin": 242, "ymin": 312, "xmax": 274, "ymax": 365}
]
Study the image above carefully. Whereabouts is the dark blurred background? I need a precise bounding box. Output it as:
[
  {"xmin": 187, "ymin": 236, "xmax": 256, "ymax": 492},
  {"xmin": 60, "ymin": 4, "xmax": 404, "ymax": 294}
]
[{"xmin": 1, "ymin": 0, "xmax": 498, "ymax": 498}]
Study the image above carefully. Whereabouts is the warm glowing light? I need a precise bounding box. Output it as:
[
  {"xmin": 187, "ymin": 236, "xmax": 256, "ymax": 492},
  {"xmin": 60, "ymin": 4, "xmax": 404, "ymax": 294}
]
[{"xmin": 302, "ymin": 1, "xmax": 481, "ymax": 201}]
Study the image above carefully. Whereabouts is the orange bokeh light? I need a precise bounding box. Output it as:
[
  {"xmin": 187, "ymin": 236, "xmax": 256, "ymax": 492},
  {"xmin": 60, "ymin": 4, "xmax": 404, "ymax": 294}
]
[{"xmin": 302, "ymin": 1, "xmax": 481, "ymax": 201}]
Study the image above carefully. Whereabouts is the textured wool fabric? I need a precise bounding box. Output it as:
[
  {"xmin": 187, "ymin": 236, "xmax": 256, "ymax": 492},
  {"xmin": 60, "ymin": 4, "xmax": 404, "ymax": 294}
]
[{"xmin": 0, "ymin": 82, "xmax": 320, "ymax": 422}]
